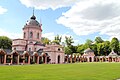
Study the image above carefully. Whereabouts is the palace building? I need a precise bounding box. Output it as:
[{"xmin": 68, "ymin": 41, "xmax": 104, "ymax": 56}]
[
  {"xmin": 0, "ymin": 11, "xmax": 120, "ymax": 65},
  {"xmin": 64, "ymin": 48, "xmax": 120, "ymax": 63},
  {"xmin": 0, "ymin": 11, "xmax": 64, "ymax": 65}
]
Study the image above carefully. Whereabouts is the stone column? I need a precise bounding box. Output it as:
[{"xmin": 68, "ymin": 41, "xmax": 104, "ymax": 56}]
[
  {"xmin": 4, "ymin": 55, "xmax": 6, "ymax": 64},
  {"xmin": 75, "ymin": 57, "xmax": 76, "ymax": 62},
  {"xmin": 92, "ymin": 57, "xmax": 94, "ymax": 62},
  {"xmin": 28, "ymin": 56, "xmax": 30, "ymax": 64},
  {"xmin": 104, "ymin": 58, "xmax": 106, "ymax": 62},
  {"xmin": 102, "ymin": 58, "xmax": 104, "ymax": 62},
  {"xmin": 80, "ymin": 57, "xmax": 82, "ymax": 62},
  {"xmin": 70, "ymin": 57, "xmax": 72, "ymax": 63},
  {"xmin": 23, "ymin": 55, "xmax": 25, "ymax": 64},
  {"xmin": 112, "ymin": 58, "xmax": 114, "ymax": 62},
  {"xmin": 96, "ymin": 58, "xmax": 98, "ymax": 62},
  {"xmin": 11, "ymin": 55, "xmax": 13, "ymax": 64},
  {"xmin": 37, "ymin": 56, "xmax": 39, "ymax": 64},
  {"xmin": 45, "ymin": 56, "xmax": 47, "ymax": 64},
  {"xmin": 108, "ymin": 57, "xmax": 110, "ymax": 62},
  {"xmin": 115, "ymin": 58, "xmax": 116, "ymax": 62},
  {"xmin": 18, "ymin": 55, "xmax": 19, "ymax": 64}
]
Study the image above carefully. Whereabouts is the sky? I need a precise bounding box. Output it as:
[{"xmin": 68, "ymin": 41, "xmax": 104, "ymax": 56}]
[{"xmin": 0, "ymin": 0, "xmax": 120, "ymax": 45}]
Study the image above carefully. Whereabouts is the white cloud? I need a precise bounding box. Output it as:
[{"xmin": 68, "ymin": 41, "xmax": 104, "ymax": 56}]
[
  {"xmin": 19, "ymin": 0, "xmax": 78, "ymax": 10},
  {"xmin": 56, "ymin": 0, "xmax": 120, "ymax": 40},
  {"xmin": 61, "ymin": 33, "xmax": 79, "ymax": 45},
  {"xmin": 0, "ymin": 28, "xmax": 22, "ymax": 39},
  {"xmin": 0, "ymin": 6, "xmax": 7, "ymax": 14},
  {"xmin": 42, "ymin": 32, "xmax": 55, "ymax": 40}
]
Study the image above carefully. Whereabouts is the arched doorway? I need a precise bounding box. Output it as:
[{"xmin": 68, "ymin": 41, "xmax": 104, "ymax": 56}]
[
  {"xmin": 39, "ymin": 56, "xmax": 42, "ymax": 64},
  {"xmin": 12, "ymin": 52, "xmax": 19, "ymax": 64},
  {"xmin": 84, "ymin": 57, "xmax": 88, "ymax": 62},
  {"xmin": 58, "ymin": 55, "xmax": 60, "ymax": 64},
  {"xmin": 0, "ymin": 50, "xmax": 6, "ymax": 64},
  {"xmin": 33, "ymin": 53, "xmax": 38, "ymax": 64},
  {"xmin": 94, "ymin": 57, "xmax": 97, "ymax": 62},
  {"xmin": 103, "ymin": 57, "xmax": 106, "ymax": 62},
  {"xmin": 25, "ymin": 53, "xmax": 29, "ymax": 64},
  {"xmin": 64, "ymin": 56, "xmax": 68, "ymax": 63},
  {"xmin": 19, "ymin": 55, "xmax": 24, "ymax": 64},
  {"xmin": 89, "ymin": 57, "xmax": 92, "ymax": 62},
  {"xmin": 42, "ymin": 53, "xmax": 46, "ymax": 64},
  {"xmin": 42, "ymin": 53, "xmax": 50, "ymax": 64},
  {"xmin": 109, "ymin": 57, "xmax": 112, "ymax": 62}
]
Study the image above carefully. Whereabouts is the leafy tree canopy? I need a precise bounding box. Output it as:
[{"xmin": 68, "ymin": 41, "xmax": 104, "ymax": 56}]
[{"xmin": 0, "ymin": 36, "xmax": 12, "ymax": 49}]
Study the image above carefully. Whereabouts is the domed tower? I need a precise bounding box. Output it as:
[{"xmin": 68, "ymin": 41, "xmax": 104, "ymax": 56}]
[
  {"xmin": 23, "ymin": 10, "xmax": 42, "ymax": 51},
  {"xmin": 23, "ymin": 11, "xmax": 42, "ymax": 42}
]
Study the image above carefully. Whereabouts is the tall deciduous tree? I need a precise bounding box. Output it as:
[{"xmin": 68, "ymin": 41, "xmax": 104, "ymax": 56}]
[
  {"xmin": 103, "ymin": 41, "xmax": 110, "ymax": 56},
  {"xmin": 65, "ymin": 36, "xmax": 74, "ymax": 47},
  {"xmin": 77, "ymin": 44, "xmax": 84, "ymax": 55},
  {"xmin": 97, "ymin": 43, "xmax": 104, "ymax": 56},
  {"xmin": 0, "ymin": 36, "xmax": 12, "ymax": 49},
  {"xmin": 41, "ymin": 37, "xmax": 51, "ymax": 45},
  {"xmin": 52, "ymin": 35, "xmax": 62, "ymax": 45},
  {"xmin": 64, "ymin": 36, "xmax": 74, "ymax": 54},
  {"xmin": 84, "ymin": 39, "xmax": 93, "ymax": 49},
  {"xmin": 110, "ymin": 37, "xmax": 119, "ymax": 53},
  {"xmin": 89, "ymin": 44, "xmax": 97, "ymax": 55},
  {"xmin": 64, "ymin": 47, "xmax": 72, "ymax": 54},
  {"xmin": 95, "ymin": 37, "xmax": 104, "ymax": 43}
]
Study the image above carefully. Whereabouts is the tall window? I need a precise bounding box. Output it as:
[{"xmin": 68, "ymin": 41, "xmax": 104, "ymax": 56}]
[
  {"xmin": 37, "ymin": 33, "xmax": 39, "ymax": 39},
  {"xmin": 24, "ymin": 32, "xmax": 26, "ymax": 38},
  {"xmin": 30, "ymin": 32, "xmax": 33, "ymax": 38},
  {"xmin": 34, "ymin": 48, "xmax": 36, "ymax": 51},
  {"xmin": 29, "ymin": 48, "xmax": 31, "ymax": 51}
]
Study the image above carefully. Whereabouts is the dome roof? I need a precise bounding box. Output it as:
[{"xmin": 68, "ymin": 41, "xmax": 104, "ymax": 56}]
[
  {"xmin": 84, "ymin": 48, "xmax": 94, "ymax": 53},
  {"xmin": 31, "ymin": 15, "xmax": 36, "ymax": 20},
  {"xmin": 25, "ymin": 15, "xmax": 40, "ymax": 27},
  {"xmin": 108, "ymin": 50, "xmax": 118, "ymax": 57}
]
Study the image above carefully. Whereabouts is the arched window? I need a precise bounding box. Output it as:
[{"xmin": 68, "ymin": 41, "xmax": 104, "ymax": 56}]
[
  {"xmin": 37, "ymin": 33, "xmax": 39, "ymax": 39},
  {"xmin": 29, "ymin": 48, "xmax": 31, "ymax": 51},
  {"xmin": 14, "ymin": 48, "xmax": 16, "ymax": 50},
  {"xmin": 34, "ymin": 48, "xmax": 36, "ymax": 51},
  {"xmin": 58, "ymin": 48, "xmax": 60, "ymax": 51},
  {"xmin": 24, "ymin": 32, "xmax": 26, "ymax": 38},
  {"xmin": 30, "ymin": 32, "xmax": 33, "ymax": 38}
]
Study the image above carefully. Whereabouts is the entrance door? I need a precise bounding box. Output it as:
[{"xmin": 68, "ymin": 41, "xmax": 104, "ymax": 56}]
[
  {"xmin": 13, "ymin": 53, "xmax": 18, "ymax": 64},
  {"xmin": 58, "ymin": 55, "xmax": 60, "ymax": 64},
  {"xmin": 0, "ymin": 54, "xmax": 4, "ymax": 64},
  {"xmin": 89, "ymin": 57, "xmax": 92, "ymax": 62}
]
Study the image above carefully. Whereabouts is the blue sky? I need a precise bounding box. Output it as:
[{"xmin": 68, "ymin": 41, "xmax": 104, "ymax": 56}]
[{"xmin": 0, "ymin": 0, "xmax": 120, "ymax": 45}]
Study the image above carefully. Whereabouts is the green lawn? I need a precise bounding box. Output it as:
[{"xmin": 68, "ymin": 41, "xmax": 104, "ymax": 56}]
[{"xmin": 0, "ymin": 63, "xmax": 120, "ymax": 80}]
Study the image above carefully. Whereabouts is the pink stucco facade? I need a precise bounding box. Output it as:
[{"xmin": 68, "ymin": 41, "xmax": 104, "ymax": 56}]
[{"xmin": 11, "ymin": 13, "xmax": 64, "ymax": 64}]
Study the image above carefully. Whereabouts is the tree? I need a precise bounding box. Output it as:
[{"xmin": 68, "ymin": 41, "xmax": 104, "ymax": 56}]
[
  {"xmin": 77, "ymin": 44, "xmax": 84, "ymax": 55},
  {"xmin": 65, "ymin": 36, "xmax": 74, "ymax": 47},
  {"xmin": 103, "ymin": 41, "xmax": 110, "ymax": 56},
  {"xmin": 84, "ymin": 39, "xmax": 93, "ymax": 49},
  {"xmin": 0, "ymin": 36, "xmax": 12, "ymax": 49},
  {"xmin": 64, "ymin": 47, "xmax": 72, "ymax": 54},
  {"xmin": 64, "ymin": 36, "xmax": 74, "ymax": 54},
  {"xmin": 86, "ymin": 39, "xmax": 93, "ymax": 45},
  {"xmin": 69, "ymin": 45, "xmax": 77, "ymax": 53},
  {"xmin": 52, "ymin": 35, "xmax": 62, "ymax": 45},
  {"xmin": 97, "ymin": 43, "xmax": 104, "ymax": 56},
  {"xmin": 110, "ymin": 37, "xmax": 119, "ymax": 53},
  {"xmin": 89, "ymin": 44, "xmax": 97, "ymax": 56},
  {"xmin": 95, "ymin": 37, "xmax": 104, "ymax": 43},
  {"xmin": 41, "ymin": 37, "xmax": 51, "ymax": 45}
]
